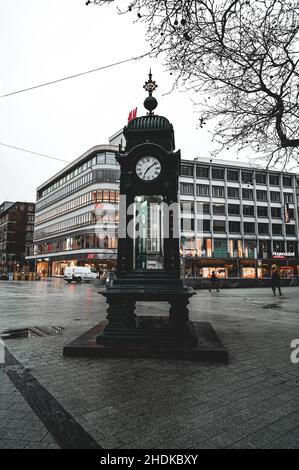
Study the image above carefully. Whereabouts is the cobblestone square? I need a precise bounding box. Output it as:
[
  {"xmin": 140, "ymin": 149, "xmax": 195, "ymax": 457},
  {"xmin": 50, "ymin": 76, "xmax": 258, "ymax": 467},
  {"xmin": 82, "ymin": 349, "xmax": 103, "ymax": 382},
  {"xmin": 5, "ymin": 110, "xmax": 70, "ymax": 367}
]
[{"xmin": 0, "ymin": 279, "xmax": 298, "ymax": 449}]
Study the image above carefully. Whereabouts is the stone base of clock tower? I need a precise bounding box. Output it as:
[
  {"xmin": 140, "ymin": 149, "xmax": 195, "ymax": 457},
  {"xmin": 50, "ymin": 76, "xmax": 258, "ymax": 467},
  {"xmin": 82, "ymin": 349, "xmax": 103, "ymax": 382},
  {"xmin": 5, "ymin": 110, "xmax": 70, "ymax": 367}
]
[{"xmin": 63, "ymin": 273, "xmax": 228, "ymax": 363}]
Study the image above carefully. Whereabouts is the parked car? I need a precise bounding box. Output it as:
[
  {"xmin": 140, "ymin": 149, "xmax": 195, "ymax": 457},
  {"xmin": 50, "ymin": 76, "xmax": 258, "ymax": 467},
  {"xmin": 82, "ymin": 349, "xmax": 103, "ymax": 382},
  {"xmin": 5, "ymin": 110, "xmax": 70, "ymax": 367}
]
[{"xmin": 64, "ymin": 266, "xmax": 97, "ymax": 283}]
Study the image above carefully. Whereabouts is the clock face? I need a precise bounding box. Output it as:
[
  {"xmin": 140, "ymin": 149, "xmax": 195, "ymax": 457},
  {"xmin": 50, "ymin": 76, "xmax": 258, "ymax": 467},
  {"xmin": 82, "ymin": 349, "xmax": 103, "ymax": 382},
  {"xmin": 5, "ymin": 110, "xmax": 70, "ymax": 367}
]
[{"xmin": 135, "ymin": 156, "xmax": 161, "ymax": 181}]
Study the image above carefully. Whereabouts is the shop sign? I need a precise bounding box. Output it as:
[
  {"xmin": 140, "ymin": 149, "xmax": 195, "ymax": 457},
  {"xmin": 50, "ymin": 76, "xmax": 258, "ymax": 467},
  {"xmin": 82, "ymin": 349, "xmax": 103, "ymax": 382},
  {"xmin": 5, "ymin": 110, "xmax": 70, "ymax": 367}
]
[
  {"xmin": 87, "ymin": 253, "xmax": 95, "ymax": 260},
  {"xmin": 272, "ymin": 252, "xmax": 295, "ymax": 258},
  {"xmin": 284, "ymin": 203, "xmax": 290, "ymax": 223}
]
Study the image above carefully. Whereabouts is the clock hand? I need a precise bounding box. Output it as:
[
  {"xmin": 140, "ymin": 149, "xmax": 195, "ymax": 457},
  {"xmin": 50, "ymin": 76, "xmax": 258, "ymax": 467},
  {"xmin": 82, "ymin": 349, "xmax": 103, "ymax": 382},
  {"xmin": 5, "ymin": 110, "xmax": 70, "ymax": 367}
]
[{"xmin": 143, "ymin": 162, "xmax": 156, "ymax": 178}]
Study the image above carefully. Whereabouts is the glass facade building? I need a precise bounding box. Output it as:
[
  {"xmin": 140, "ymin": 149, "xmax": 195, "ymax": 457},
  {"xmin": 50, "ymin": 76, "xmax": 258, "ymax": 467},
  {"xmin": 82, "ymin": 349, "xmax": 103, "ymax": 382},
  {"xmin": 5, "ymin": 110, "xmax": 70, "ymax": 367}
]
[{"xmin": 26, "ymin": 145, "xmax": 119, "ymax": 278}]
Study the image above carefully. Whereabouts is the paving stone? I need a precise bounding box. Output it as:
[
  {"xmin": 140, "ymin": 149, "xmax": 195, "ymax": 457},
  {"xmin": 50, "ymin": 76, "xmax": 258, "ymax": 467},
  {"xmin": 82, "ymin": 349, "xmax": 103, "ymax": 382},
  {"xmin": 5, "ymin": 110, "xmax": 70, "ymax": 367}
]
[{"xmin": 0, "ymin": 280, "xmax": 299, "ymax": 449}]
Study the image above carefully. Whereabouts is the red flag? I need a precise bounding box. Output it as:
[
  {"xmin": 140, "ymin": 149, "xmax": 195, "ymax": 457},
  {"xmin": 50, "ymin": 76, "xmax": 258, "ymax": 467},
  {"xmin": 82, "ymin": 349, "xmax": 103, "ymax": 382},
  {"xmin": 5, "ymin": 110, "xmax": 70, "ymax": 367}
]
[{"xmin": 128, "ymin": 108, "xmax": 137, "ymax": 122}]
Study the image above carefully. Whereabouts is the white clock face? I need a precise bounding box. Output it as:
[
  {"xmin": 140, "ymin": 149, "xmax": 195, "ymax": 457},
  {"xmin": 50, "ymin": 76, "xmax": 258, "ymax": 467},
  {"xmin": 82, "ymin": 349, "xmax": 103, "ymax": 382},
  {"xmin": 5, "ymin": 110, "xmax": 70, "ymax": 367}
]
[{"xmin": 136, "ymin": 156, "xmax": 161, "ymax": 181}]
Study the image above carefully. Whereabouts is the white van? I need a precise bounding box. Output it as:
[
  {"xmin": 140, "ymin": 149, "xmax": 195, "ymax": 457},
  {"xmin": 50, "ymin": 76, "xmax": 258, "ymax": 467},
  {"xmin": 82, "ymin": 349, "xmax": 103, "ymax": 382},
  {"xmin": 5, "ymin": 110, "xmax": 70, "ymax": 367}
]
[{"xmin": 64, "ymin": 266, "xmax": 98, "ymax": 283}]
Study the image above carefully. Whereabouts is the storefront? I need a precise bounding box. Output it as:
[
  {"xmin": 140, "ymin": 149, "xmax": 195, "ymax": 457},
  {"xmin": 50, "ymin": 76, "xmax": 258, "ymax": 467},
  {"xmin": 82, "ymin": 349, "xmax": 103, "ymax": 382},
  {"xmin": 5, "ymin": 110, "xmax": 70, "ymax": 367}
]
[
  {"xmin": 184, "ymin": 256, "xmax": 299, "ymax": 279},
  {"xmin": 36, "ymin": 259, "xmax": 50, "ymax": 277}
]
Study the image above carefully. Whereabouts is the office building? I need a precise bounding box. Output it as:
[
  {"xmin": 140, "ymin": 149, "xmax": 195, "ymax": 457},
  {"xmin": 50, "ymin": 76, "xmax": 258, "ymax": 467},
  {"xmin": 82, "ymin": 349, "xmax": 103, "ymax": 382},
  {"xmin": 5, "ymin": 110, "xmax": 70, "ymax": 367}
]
[{"xmin": 0, "ymin": 201, "xmax": 35, "ymax": 272}]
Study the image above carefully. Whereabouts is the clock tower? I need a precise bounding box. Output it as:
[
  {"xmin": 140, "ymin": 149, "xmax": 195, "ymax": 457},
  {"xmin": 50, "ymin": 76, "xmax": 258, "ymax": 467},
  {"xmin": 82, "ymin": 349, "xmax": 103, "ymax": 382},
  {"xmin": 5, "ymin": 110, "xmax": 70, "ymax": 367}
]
[
  {"xmin": 96, "ymin": 71, "xmax": 198, "ymax": 350},
  {"xmin": 64, "ymin": 72, "xmax": 228, "ymax": 362}
]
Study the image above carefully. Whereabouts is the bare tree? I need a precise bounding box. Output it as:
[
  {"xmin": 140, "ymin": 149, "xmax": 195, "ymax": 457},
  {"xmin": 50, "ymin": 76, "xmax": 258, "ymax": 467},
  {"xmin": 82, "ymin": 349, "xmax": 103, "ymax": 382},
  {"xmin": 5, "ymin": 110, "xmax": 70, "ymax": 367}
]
[{"xmin": 88, "ymin": 0, "xmax": 299, "ymax": 168}]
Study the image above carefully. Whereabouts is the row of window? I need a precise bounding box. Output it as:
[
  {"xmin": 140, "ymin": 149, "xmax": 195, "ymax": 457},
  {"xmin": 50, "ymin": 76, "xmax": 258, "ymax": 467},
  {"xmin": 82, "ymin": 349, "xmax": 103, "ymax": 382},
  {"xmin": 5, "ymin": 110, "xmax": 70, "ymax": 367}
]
[
  {"xmin": 181, "ymin": 202, "xmax": 295, "ymax": 219},
  {"xmin": 181, "ymin": 219, "xmax": 296, "ymax": 235},
  {"xmin": 34, "ymin": 212, "xmax": 94, "ymax": 240},
  {"xmin": 181, "ymin": 183, "xmax": 294, "ymax": 202},
  {"xmin": 181, "ymin": 165, "xmax": 293, "ymax": 186},
  {"xmin": 37, "ymin": 173, "xmax": 93, "ymax": 210},
  {"xmin": 37, "ymin": 169, "xmax": 121, "ymax": 212},
  {"xmin": 29, "ymin": 233, "xmax": 118, "ymax": 256},
  {"xmin": 182, "ymin": 237, "xmax": 297, "ymax": 259},
  {"xmin": 34, "ymin": 209, "xmax": 119, "ymax": 240},
  {"xmin": 0, "ymin": 205, "xmax": 35, "ymax": 225},
  {"xmin": 39, "ymin": 152, "xmax": 117, "ymax": 198},
  {"xmin": 35, "ymin": 190, "xmax": 120, "ymax": 225}
]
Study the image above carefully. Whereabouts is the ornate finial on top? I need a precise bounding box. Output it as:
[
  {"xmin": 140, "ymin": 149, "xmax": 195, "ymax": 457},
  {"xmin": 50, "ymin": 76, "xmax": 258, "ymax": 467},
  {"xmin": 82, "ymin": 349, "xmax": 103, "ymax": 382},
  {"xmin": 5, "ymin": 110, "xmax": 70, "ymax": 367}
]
[{"xmin": 143, "ymin": 69, "xmax": 158, "ymax": 114}]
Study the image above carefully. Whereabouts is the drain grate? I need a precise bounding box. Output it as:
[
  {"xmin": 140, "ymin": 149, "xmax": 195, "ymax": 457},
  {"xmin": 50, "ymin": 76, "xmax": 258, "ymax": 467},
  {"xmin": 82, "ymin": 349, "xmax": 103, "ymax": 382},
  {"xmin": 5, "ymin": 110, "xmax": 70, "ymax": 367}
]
[{"xmin": 0, "ymin": 326, "xmax": 64, "ymax": 340}]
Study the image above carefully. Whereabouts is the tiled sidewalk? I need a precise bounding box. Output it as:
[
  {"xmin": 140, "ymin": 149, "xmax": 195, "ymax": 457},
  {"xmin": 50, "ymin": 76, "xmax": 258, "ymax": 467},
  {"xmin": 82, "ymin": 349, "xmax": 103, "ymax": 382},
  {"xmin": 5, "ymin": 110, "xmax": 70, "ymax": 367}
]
[{"xmin": 0, "ymin": 279, "xmax": 298, "ymax": 449}]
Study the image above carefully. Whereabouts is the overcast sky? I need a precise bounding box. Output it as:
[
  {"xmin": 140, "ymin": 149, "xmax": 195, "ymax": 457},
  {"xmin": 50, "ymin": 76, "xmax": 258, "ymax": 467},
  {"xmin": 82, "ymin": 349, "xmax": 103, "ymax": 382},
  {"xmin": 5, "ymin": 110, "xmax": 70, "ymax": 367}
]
[{"xmin": 0, "ymin": 0, "xmax": 250, "ymax": 203}]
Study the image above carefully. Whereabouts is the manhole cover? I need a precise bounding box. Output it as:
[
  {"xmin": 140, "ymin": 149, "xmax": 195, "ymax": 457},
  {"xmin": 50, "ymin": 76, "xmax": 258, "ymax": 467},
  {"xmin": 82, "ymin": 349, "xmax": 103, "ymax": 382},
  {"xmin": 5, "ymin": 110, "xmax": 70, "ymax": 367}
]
[
  {"xmin": 262, "ymin": 304, "xmax": 281, "ymax": 309},
  {"xmin": 0, "ymin": 326, "xmax": 64, "ymax": 340}
]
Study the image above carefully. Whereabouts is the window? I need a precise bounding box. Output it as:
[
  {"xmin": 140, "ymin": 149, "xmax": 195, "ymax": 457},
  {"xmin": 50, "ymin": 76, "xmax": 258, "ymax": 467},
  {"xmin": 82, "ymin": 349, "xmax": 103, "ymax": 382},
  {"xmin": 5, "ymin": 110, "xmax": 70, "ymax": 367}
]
[
  {"xmin": 213, "ymin": 220, "xmax": 226, "ymax": 232},
  {"xmin": 258, "ymin": 239, "xmax": 271, "ymax": 258},
  {"xmin": 283, "ymin": 176, "xmax": 292, "ymax": 187},
  {"xmin": 196, "ymin": 184, "xmax": 209, "ymax": 196},
  {"xmin": 272, "ymin": 224, "xmax": 283, "ymax": 235},
  {"xmin": 197, "ymin": 219, "xmax": 211, "ymax": 232},
  {"xmin": 256, "ymin": 190, "xmax": 267, "ymax": 201},
  {"xmin": 203, "ymin": 220, "xmax": 210, "ymax": 232},
  {"xmin": 273, "ymin": 240, "xmax": 285, "ymax": 252},
  {"xmin": 227, "ymin": 187, "xmax": 239, "ymax": 198},
  {"xmin": 269, "ymin": 174, "xmax": 280, "ymax": 186},
  {"xmin": 284, "ymin": 193, "xmax": 293, "ymax": 203},
  {"xmin": 181, "ymin": 218, "xmax": 194, "ymax": 231},
  {"xmin": 227, "ymin": 170, "xmax": 239, "ymax": 182},
  {"xmin": 180, "ymin": 201, "xmax": 194, "ymax": 214},
  {"xmin": 106, "ymin": 153, "xmax": 117, "ymax": 165},
  {"xmin": 212, "ymin": 168, "xmax": 224, "ymax": 180},
  {"xmin": 270, "ymin": 191, "xmax": 281, "ymax": 203},
  {"xmin": 256, "ymin": 173, "xmax": 267, "ymax": 184},
  {"xmin": 242, "ymin": 188, "xmax": 253, "ymax": 200},
  {"xmin": 181, "ymin": 165, "xmax": 193, "ymax": 177},
  {"xmin": 97, "ymin": 153, "xmax": 105, "ymax": 164},
  {"xmin": 287, "ymin": 240, "xmax": 296, "ymax": 252},
  {"xmin": 229, "ymin": 221, "xmax": 241, "ymax": 233},
  {"xmin": 242, "ymin": 171, "xmax": 253, "ymax": 183},
  {"xmin": 271, "ymin": 207, "xmax": 282, "ymax": 219},
  {"xmin": 180, "ymin": 183, "xmax": 194, "ymax": 195},
  {"xmin": 96, "ymin": 169, "xmax": 120, "ymax": 183},
  {"xmin": 212, "ymin": 186, "xmax": 224, "ymax": 198},
  {"xmin": 244, "ymin": 222, "xmax": 255, "ymax": 233},
  {"xmin": 286, "ymin": 225, "xmax": 296, "ymax": 236},
  {"xmin": 197, "ymin": 202, "xmax": 210, "ymax": 213},
  {"xmin": 257, "ymin": 206, "xmax": 268, "ymax": 217},
  {"xmin": 258, "ymin": 223, "xmax": 269, "ymax": 234},
  {"xmin": 196, "ymin": 166, "xmax": 209, "ymax": 178},
  {"xmin": 243, "ymin": 205, "xmax": 254, "ymax": 216},
  {"xmin": 213, "ymin": 204, "xmax": 225, "ymax": 215},
  {"xmin": 228, "ymin": 204, "xmax": 240, "ymax": 215},
  {"xmin": 214, "ymin": 239, "xmax": 227, "ymax": 257}
]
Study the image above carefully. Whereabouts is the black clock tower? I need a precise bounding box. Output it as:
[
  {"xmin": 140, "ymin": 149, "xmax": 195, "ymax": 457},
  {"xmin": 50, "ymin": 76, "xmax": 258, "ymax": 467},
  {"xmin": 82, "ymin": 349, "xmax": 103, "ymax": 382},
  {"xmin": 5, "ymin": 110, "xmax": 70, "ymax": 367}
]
[
  {"xmin": 64, "ymin": 72, "xmax": 228, "ymax": 362},
  {"xmin": 96, "ymin": 71, "xmax": 198, "ymax": 350}
]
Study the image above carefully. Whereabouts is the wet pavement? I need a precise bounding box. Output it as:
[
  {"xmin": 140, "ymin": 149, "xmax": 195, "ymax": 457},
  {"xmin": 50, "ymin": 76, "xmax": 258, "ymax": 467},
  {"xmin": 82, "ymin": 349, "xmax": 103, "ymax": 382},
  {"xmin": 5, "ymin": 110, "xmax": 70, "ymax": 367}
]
[{"xmin": 0, "ymin": 278, "xmax": 299, "ymax": 449}]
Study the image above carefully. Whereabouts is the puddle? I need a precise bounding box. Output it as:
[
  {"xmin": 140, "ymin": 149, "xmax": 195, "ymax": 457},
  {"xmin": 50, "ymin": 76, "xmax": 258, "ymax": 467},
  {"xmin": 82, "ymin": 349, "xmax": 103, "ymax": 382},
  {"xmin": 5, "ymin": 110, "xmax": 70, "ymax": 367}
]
[
  {"xmin": 262, "ymin": 304, "xmax": 281, "ymax": 309},
  {"xmin": 0, "ymin": 326, "xmax": 64, "ymax": 340}
]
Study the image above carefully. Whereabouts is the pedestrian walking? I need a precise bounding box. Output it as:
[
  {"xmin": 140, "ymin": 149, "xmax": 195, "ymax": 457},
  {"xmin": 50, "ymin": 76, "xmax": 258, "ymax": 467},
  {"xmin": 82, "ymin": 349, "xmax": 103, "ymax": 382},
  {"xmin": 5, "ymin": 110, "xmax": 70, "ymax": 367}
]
[
  {"xmin": 209, "ymin": 271, "xmax": 220, "ymax": 292},
  {"xmin": 271, "ymin": 266, "xmax": 282, "ymax": 296}
]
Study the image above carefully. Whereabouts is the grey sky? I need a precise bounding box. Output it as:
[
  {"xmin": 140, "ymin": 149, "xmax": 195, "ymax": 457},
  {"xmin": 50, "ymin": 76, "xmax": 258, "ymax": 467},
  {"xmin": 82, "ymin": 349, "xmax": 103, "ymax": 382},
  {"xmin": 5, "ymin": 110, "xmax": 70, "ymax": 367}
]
[{"xmin": 0, "ymin": 0, "xmax": 249, "ymax": 204}]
